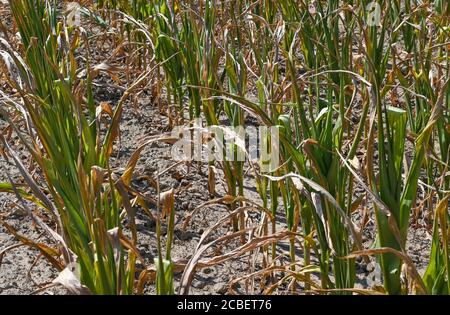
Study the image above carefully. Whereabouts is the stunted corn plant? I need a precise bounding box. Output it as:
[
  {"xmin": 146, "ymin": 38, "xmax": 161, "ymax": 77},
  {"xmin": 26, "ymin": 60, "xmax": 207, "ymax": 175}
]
[{"xmin": 0, "ymin": 0, "xmax": 152, "ymax": 294}]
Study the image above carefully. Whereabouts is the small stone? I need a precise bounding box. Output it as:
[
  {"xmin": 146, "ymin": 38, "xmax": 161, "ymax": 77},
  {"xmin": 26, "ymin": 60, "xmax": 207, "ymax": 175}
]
[
  {"xmin": 203, "ymin": 267, "xmax": 213, "ymax": 275},
  {"xmin": 214, "ymin": 283, "xmax": 228, "ymax": 294}
]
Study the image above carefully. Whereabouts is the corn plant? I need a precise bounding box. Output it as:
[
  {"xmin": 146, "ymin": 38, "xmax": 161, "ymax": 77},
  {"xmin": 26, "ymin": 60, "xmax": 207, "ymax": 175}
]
[{"xmin": 0, "ymin": 0, "xmax": 145, "ymax": 294}]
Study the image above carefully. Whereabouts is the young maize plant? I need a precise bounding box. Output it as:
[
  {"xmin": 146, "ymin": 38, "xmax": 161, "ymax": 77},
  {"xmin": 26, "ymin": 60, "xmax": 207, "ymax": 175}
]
[
  {"xmin": 0, "ymin": 0, "xmax": 168, "ymax": 294},
  {"xmin": 357, "ymin": 0, "xmax": 449, "ymax": 294}
]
